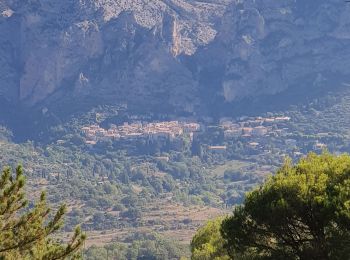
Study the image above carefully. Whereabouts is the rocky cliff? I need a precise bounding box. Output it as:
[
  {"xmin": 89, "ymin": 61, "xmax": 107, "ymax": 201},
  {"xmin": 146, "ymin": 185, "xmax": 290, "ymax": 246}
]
[{"xmin": 1, "ymin": 0, "xmax": 350, "ymax": 116}]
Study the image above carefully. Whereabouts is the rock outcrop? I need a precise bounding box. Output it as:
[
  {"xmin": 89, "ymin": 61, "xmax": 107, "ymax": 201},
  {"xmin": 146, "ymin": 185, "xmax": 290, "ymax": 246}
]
[{"xmin": 1, "ymin": 0, "xmax": 350, "ymax": 115}]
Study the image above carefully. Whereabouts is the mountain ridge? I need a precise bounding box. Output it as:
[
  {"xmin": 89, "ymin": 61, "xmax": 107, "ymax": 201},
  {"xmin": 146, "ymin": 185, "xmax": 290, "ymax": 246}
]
[{"xmin": 1, "ymin": 0, "xmax": 350, "ymax": 118}]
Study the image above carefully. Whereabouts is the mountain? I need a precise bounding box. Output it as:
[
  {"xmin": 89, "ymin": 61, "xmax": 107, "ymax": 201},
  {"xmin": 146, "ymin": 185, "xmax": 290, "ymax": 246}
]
[{"xmin": 1, "ymin": 0, "xmax": 350, "ymax": 119}]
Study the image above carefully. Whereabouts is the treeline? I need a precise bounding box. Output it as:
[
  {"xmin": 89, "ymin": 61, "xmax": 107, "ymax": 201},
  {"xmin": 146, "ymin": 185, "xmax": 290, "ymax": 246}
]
[{"xmin": 84, "ymin": 232, "xmax": 189, "ymax": 260}]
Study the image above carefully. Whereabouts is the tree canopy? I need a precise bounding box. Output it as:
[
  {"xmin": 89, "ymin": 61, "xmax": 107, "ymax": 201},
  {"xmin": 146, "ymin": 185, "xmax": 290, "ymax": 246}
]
[
  {"xmin": 191, "ymin": 217, "xmax": 230, "ymax": 260},
  {"xmin": 0, "ymin": 166, "xmax": 86, "ymax": 259},
  {"xmin": 221, "ymin": 153, "xmax": 350, "ymax": 260}
]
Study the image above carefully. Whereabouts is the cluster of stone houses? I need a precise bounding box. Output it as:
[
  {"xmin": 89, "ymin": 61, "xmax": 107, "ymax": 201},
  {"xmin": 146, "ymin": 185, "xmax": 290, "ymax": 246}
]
[
  {"xmin": 81, "ymin": 121, "xmax": 201, "ymax": 145},
  {"xmin": 221, "ymin": 116, "xmax": 291, "ymax": 139},
  {"xmin": 80, "ymin": 116, "xmax": 328, "ymax": 160},
  {"xmin": 219, "ymin": 116, "xmax": 329, "ymax": 159}
]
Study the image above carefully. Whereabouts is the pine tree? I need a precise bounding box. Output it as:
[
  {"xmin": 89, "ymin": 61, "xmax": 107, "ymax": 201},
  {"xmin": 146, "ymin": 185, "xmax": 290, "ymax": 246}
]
[
  {"xmin": 221, "ymin": 153, "xmax": 350, "ymax": 260},
  {"xmin": 0, "ymin": 166, "xmax": 86, "ymax": 259}
]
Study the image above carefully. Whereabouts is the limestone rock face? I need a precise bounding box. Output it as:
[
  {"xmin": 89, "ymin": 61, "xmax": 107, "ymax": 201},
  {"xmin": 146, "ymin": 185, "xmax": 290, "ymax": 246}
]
[
  {"xmin": 0, "ymin": 0, "xmax": 350, "ymax": 114},
  {"xmin": 193, "ymin": 0, "xmax": 350, "ymax": 106}
]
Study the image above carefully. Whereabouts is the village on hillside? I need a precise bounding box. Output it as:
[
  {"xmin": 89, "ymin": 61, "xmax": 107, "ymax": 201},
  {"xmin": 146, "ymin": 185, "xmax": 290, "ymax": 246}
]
[
  {"xmin": 80, "ymin": 114, "xmax": 329, "ymax": 161},
  {"xmin": 81, "ymin": 121, "xmax": 201, "ymax": 145}
]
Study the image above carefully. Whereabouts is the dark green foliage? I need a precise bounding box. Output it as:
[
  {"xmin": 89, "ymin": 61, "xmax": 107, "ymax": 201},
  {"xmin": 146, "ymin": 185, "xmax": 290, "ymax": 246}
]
[
  {"xmin": 120, "ymin": 208, "xmax": 142, "ymax": 220},
  {"xmin": 191, "ymin": 217, "xmax": 230, "ymax": 260},
  {"xmin": 0, "ymin": 166, "xmax": 86, "ymax": 259},
  {"xmin": 221, "ymin": 153, "xmax": 350, "ymax": 260},
  {"xmin": 223, "ymin": 170, "xmax": 250, "ymax": 182},
  {"xmin": 84, "ymin": 232, "xmax": 189, "ymax": 260}
]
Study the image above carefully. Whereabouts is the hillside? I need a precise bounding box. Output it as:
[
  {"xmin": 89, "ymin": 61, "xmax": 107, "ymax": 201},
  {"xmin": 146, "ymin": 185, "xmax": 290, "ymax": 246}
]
[{"xmin": 0, "ymin": 87, "xmax": 349, "ymax": 254}]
